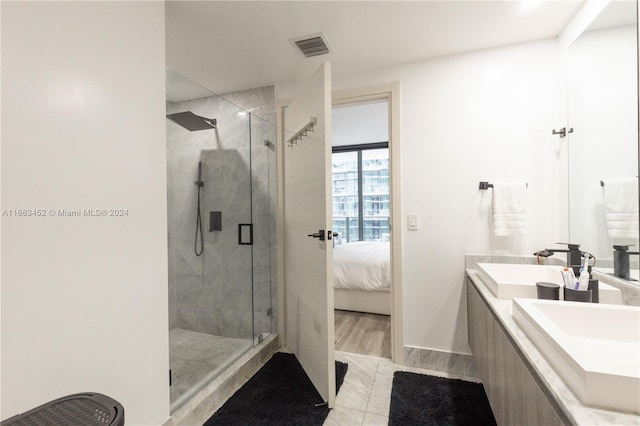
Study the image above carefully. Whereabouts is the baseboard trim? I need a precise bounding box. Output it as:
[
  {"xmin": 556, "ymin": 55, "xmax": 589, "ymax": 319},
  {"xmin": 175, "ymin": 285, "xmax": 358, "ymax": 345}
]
[{"xmin": 403, "ymin": 346, "xmax": 477, "ymax": 380}]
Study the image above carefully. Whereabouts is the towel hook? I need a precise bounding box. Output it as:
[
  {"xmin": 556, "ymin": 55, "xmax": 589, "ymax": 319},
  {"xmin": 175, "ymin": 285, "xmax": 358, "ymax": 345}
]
[
  {"xmin": 479, "ymin": 181, "xmax": 528, "ymax": 190},
  {"xmin": 552, "ymin": 127, "xmax": 574, "ymax": 138}
]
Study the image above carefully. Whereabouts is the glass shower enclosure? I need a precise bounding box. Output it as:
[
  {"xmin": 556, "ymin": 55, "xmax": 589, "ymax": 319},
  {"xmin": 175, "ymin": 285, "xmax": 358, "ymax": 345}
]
[{"xmin": 166, "ymin": 69, "xmax": 276, "ymax": 412}]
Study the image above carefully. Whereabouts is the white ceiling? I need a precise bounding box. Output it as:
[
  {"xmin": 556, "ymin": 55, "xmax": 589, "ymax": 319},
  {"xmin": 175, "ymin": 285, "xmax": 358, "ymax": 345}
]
[
  {"xmin": 166, "ymin": 1, "xmax": 586, "ymax": 97},
  {"xmin": 587, "ymin": 0, "xmax": 636, "ymax": 31}
]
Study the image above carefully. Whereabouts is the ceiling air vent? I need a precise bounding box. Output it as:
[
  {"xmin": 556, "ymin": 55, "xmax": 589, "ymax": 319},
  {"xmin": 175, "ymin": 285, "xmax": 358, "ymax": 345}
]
[{"xmin": 292, "ymin": 33, "xmax": 332, "ymax": 58}]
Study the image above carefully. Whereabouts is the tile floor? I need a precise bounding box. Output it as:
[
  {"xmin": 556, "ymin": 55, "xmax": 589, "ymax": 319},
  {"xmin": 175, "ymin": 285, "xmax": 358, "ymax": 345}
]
[{"xmin": 325, "ymin": 351, "xmax": 481, "ymax": 425}]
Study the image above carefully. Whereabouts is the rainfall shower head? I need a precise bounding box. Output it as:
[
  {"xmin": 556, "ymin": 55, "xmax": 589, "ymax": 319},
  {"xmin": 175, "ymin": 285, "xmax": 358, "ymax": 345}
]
[{"xmin": 166, "ymin": 111, "xmax": 217, "ymax": 131}]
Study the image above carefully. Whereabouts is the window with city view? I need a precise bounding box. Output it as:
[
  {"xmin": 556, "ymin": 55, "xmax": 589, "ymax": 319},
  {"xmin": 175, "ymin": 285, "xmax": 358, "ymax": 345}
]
[{"xmin": 332, "ymin": 146, "xmax": 389, "ymax": 244}]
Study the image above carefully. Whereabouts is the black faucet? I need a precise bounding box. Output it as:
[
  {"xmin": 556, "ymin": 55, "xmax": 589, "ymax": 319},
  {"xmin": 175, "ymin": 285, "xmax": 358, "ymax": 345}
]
[
  {"xmin": 541, "ymin": 243, "xmax": 583, "ymax": 271},
  {"xmin": 613, "ymin": 245, "xmax": 639, "ymax": 281}
]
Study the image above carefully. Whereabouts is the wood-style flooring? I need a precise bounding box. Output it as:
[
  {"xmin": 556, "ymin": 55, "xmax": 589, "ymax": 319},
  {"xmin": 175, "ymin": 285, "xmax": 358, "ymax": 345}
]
[{"xmin": 334, "ymin": 309, "xmax": 391, "ymax": 358}]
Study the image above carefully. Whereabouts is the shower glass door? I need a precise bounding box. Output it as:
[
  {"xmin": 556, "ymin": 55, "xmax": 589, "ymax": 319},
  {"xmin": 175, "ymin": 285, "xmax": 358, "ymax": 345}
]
[
  {"xmin": 250, "ymin": 114, "xmax": 276, "ymax": 343},
  {"xmin": 166, "ymin": 69, "xmax": 276, "ymax": 412}
]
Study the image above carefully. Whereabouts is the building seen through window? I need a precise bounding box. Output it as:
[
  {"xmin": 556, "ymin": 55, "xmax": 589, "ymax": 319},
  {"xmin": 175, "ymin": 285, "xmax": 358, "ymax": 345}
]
[{"xmin": 332, "ymin": 147, "xmax": 389, "ymax": 244}]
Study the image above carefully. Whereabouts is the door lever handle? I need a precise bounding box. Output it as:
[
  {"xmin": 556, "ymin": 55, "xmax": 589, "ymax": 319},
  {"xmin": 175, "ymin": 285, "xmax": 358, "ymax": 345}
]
[{"xmin": 307, "ymin": 229, "xmax": 325, "ymax": 241}]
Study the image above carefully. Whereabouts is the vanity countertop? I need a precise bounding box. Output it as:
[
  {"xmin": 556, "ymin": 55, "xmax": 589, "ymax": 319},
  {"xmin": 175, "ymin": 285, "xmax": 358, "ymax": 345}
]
[{"xmin": 466, "ymin": 269, "xmax": 640, "ymax": 426}]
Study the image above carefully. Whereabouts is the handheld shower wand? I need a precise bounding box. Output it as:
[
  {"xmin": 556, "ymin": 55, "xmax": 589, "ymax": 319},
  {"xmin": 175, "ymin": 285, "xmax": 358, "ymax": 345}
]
[{"xmin": 195, "ymin": 161, "xmax": 204, "ymax": 256}]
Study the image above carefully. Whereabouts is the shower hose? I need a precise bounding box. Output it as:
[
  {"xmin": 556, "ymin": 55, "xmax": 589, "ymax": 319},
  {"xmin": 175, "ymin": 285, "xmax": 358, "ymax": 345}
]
[{"xmin": 195, "ymin": 163, "xmax": 204, "ymax": 256}]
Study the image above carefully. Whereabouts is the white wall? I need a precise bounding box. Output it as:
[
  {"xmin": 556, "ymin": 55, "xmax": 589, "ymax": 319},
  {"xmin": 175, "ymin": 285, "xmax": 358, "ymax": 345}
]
[
  {"xmin": 332, "ymin": 101, "xmax": 389, "ymax": 146},
  {"xmin": 281, "ymin": 39, "xmax": 565, "ymax": 354},
  {"xmin": 1, "ymin": 2, "xmax": 169, "ymax": 424}
]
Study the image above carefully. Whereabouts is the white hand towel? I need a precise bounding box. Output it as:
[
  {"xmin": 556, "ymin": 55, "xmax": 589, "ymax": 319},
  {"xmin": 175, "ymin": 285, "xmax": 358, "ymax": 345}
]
[
  {"xmin": 492, "ymin": 183, "xmax": 526, "ymax": 236},
  {"xmin": 603, "ymin": 178, "xmax": 639, "ymax": 238}
]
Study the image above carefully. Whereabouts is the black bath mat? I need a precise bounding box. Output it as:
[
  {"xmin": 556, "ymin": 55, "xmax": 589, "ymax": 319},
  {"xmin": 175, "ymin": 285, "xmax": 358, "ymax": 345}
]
[
  {"xmin": 204, "ymin": 352, "xmax": 348, "ymax": 425},
  {"xmin": 389, "ymin": 371, "xmax": 496, "ymax": 426}
]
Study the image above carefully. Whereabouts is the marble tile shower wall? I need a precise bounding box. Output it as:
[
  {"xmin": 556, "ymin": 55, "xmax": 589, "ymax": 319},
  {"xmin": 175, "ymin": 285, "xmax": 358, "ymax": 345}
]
[
  {"xmin": 200, "ymin": 149, "xmax": 252, "ymax": 338},
  {"xmin": 167, "ymin": 86, "xmax": 277, "ymax": 340}
]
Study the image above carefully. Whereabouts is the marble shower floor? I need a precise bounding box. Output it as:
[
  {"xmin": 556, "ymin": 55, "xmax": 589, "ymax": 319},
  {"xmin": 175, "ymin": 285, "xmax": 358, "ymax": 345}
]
[
  {"xmin": 325, "ymin": 351, "xmax": 481, "ymax": 425},
  {"xmin": 169, "ymin": 328, "xmax": 252, "ymax": 410}
]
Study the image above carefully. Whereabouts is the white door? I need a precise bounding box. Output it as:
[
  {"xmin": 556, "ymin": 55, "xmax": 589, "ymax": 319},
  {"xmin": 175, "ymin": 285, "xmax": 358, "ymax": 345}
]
[{"xmin": 283, "ymin": 62, "xmax": 335, "ymax": 407}]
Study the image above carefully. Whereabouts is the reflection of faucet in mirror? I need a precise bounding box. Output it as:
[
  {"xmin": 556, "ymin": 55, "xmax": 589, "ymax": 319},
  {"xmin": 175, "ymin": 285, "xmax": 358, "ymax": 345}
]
[{"xmin": 613, "ymin": 245, "xmax": 639, "ymax": 281}]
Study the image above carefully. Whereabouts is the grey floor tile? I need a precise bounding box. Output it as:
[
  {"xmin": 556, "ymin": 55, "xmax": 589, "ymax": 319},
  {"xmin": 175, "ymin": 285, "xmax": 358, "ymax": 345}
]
[
  {"xmin": 329, "ymin": 349, "xmax": 485, "ymax": 425},
  {"xmin": 323, "ymin": 406, "xmax": 365, "ymax": 426},
  {"xmin": 363, "ymin": 412, "xmax": 389, "ymax": 426},
  {"xmin": 335, "ymin": 354, "xmax": 379, "ymax": 411}
]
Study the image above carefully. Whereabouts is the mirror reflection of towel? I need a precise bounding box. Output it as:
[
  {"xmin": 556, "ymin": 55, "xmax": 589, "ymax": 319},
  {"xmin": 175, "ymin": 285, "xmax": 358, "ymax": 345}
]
[
  {"xmin": 492, "ymin": 183, "xmax": 526, "ymax": 236},
  {"xmin": 603, "ymin": 178, "xmax": 639, "ymax": 238}
]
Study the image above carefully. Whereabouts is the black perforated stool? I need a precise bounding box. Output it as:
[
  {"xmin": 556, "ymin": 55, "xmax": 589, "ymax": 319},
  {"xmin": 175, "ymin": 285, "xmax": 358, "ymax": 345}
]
[{"xmin": 1, "ymin": 392, "xmax": 124, "ymax": 426}]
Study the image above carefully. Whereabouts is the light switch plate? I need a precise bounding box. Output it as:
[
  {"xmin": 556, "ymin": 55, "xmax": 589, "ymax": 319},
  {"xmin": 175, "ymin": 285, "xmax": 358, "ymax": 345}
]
[{"xmin": 408, "ymin": 213, "xmax": 419, "ymax": 230}]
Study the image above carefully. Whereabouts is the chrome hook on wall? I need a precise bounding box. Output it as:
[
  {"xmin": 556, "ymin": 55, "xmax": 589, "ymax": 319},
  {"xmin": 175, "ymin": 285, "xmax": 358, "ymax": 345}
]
[{"xmin": 286, "ymin": 116, "xmax": 317, "ymax": 147}]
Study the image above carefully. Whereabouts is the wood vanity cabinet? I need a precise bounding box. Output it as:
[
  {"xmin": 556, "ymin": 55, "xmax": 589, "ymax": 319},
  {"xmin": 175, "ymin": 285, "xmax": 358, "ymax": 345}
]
[{"xmin": 466, "ymin": 278, "xmax": 567, "ymax": 426}]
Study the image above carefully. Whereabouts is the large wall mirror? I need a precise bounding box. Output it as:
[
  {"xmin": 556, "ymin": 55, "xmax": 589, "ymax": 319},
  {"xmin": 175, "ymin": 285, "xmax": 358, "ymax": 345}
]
[{"xmin": 568, "ymin": 1, "xmax": 639, "ymax": 283}]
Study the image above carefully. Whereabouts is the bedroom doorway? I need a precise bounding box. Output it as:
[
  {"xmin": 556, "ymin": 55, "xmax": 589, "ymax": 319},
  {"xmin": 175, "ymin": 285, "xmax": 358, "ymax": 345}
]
[{"xmin": 331, "ymin": 86, "xmax": 402, "ymax": 362}]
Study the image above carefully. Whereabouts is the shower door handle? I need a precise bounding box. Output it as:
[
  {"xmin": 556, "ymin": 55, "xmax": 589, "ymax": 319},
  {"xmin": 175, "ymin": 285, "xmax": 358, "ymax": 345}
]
[
  {"xmin": 238, "ymin": 223, "xmax": 253, "ymax": 245},
  {"xmin": 307, "ymin": 229, "xmax": 325, "ymax": 241}
]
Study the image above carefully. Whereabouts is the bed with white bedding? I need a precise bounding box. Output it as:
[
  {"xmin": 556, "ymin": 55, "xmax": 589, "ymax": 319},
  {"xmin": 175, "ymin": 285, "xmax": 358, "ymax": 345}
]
[{"xmin": 333, "ymin": 241, "xmax": 391, "ymax": 315}]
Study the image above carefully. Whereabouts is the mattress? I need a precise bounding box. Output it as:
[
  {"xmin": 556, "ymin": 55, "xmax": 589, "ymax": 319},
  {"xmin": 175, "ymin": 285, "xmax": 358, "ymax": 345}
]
[{"xmin": 333, "ymin": 241, "xmax": 391, "ymax": 291}]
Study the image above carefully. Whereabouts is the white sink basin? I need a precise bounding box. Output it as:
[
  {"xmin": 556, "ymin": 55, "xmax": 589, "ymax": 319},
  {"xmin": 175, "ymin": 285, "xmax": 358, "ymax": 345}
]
[
  {"xmin": 477, "ymin": 263, "xmax": 622, "ymax": 304},
  {"xmin": 513, "ymin": 299, "xmax": 640, "ymax": 413}
]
